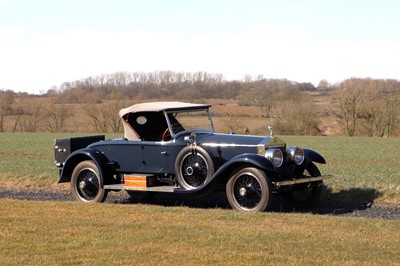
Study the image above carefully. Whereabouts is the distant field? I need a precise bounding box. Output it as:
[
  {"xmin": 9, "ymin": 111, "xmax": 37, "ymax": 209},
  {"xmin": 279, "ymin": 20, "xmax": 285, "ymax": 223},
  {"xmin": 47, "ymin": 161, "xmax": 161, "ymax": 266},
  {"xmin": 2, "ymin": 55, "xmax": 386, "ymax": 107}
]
[{"xmin": 0, "ymin": 132, "xmax": 399, "ymax": 204}]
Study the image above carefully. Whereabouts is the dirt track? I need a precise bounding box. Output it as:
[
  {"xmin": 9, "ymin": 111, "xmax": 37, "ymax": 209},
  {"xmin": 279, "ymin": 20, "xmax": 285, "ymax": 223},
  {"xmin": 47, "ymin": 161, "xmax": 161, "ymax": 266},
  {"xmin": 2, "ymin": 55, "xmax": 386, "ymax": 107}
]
[{"xmin": 1, "ymin": 186, "xmax": 399, "ymax": 220}]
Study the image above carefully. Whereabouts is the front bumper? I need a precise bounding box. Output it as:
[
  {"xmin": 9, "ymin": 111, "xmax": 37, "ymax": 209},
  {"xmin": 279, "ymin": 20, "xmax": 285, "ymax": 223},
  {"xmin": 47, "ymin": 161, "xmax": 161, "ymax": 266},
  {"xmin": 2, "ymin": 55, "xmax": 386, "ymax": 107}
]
[{"xmin": 272, "ymin": 174, "xmax": 333, "ymax": 188}]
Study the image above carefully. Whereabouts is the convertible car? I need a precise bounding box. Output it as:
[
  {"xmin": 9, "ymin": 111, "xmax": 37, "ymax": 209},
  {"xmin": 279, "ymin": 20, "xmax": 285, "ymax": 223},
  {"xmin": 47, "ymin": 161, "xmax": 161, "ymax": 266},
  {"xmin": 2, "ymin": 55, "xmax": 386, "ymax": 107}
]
[{"xmin": 54, "ymin": 101, "xmax": 332, "ymax": 212}]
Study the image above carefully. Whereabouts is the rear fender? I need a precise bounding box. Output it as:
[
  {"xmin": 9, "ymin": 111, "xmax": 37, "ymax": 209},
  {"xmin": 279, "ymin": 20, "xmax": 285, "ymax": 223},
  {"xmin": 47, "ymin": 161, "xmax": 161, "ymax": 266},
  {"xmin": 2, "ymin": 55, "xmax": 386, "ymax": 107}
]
[
  {"xmin": 303, "ymin": 148, "xmax": 326, "ymax": 164},
  {"xmin": 58, "ymin": 148, "xmax": 113, "ymax": 186}
]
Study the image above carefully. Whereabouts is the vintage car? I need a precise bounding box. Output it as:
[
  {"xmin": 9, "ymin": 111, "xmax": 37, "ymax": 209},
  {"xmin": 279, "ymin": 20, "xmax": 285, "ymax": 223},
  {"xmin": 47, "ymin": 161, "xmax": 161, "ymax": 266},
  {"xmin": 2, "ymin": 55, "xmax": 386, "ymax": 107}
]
[{"xmin": 54, "ymin": 101, "xmax": 332, "ymax": 212}]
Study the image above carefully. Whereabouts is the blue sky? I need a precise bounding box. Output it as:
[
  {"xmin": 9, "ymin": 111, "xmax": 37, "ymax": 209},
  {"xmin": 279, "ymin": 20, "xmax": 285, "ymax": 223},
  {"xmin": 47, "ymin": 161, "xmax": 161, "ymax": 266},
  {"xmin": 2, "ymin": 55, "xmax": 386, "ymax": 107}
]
[{"xmin": 1, "ymin": 0, "xmax": 399, "ymax": 93}]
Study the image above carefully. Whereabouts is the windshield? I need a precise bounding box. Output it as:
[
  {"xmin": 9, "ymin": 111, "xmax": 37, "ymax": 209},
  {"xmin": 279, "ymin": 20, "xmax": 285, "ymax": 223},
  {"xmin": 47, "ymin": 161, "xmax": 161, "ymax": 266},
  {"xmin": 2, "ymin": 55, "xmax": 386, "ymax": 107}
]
[{"xmin": 166, "ymin": 109, "xmax": 215, "ymax": 136}]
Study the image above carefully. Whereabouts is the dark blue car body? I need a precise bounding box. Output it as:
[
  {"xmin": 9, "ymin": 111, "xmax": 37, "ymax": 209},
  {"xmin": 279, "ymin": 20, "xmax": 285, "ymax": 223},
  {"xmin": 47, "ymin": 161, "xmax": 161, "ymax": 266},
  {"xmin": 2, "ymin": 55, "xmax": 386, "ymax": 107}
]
[{"xmin": 55, "ymin": 101, "xmax": 331, "ymax": 212}]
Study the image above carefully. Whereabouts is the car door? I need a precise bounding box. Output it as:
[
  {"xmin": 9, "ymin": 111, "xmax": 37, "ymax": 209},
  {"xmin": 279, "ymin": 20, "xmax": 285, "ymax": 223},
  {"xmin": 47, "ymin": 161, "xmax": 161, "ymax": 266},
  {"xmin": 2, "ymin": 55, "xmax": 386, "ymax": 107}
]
[{"xmin": 141, "ymin": 141, "xmax": 170, "ymax": 173}]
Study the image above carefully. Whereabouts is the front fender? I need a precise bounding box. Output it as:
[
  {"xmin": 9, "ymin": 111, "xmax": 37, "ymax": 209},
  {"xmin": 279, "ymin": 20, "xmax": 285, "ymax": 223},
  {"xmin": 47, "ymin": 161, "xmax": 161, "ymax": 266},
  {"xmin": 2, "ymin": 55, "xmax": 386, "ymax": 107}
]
[
  {"xmin": 213, "ymin": 153, "xmax": 276, "ymax": 180},
  {"xmin": 177, "ymin": 153, "xmax": 276, "ymax": 195},
  {"xmin": 303, "ymin": 148, "xmax": 326, "ymax": 164},
  {"xmin": 58, "ymin": 148, "xmax": 113, "ymax": 186}
]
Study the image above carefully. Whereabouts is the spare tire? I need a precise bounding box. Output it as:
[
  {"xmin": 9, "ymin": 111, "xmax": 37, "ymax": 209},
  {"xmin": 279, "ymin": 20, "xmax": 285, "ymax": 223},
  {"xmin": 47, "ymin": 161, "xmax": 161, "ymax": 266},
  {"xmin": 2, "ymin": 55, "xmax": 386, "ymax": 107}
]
[{"xmin": 174, "ymin": 146, "xmax": 214, "ymax": 190}]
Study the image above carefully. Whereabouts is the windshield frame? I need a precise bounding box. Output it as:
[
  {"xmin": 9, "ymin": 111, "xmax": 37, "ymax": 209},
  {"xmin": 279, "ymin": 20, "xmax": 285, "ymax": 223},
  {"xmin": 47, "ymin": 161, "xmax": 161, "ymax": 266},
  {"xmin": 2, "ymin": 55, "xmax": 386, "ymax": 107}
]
[{"xmin": 163, "ymin": 108, "xmax": 215, "ymax": 138}]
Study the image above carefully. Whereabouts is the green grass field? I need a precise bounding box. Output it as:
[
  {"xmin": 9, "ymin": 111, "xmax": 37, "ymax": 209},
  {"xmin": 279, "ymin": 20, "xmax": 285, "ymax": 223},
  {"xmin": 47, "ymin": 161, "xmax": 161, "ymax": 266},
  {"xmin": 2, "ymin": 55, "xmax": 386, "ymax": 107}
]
[
  {"xmin": 1, "ymin": 133, "xmax": 400, "ymax": 265},
  {"xmin": 0, "ymin": 132, "xmax": 399, "ymax": 204}
]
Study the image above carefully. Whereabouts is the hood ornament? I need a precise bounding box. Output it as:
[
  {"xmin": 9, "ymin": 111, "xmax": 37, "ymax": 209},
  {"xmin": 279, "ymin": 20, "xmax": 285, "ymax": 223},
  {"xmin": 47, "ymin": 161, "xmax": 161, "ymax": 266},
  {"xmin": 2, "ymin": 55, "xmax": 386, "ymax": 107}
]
[{"xmin": 267, "ymin": 125, "xmax": 273, "ymax": 137}]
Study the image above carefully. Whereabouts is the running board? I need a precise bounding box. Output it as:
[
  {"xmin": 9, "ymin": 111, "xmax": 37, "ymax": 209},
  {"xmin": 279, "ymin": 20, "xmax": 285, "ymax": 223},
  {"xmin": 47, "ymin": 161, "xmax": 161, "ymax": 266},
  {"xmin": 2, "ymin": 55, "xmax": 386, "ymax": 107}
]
[
  {"xmin": 103, "ymin": 184, "xmax": 178, "ymax": 193},
  {"xmin": 273, "ymin": 174, "xmax": 333, "ymax": 188}
]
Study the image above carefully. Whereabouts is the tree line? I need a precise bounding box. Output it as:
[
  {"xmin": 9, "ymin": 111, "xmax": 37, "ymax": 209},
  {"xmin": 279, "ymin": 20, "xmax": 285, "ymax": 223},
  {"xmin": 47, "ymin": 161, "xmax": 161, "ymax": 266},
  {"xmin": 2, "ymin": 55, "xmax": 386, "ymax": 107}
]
[
  {"xmin": 336, "ymin": 78, "xmax": 400, "ymax": 137},
  {"xmin": 46, "ymin": 71, "xmax": 318, "ymax": 103},
  {"xmin": 1, "ymin": 71, "xmax": 399, "ymax": 137}
]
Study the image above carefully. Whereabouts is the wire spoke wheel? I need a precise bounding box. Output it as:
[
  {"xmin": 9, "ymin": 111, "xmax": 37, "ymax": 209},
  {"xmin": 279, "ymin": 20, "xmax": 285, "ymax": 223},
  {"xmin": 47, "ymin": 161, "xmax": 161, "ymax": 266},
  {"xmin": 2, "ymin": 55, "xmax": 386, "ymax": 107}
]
[
  {"xmin": 175, "ymin": 146, "xmax": 214, "ymax": 190},
  {"xmin": 233, "ymin": 174, "xmax": 262, "ymax": 209},
  {"xmin": 181, "ymin": 153, "xmax": 208, "ymax": 187},
  {"xmin": 226, "ymin": 167, "xmax": 272, "ymax": 212},
  {"xmin": 76, "ymin": 169, "xmax": 99, "ymax": 200},
  {"xmin": 71, "ymin": 160, "xmax": 108, "ymax": 203}
]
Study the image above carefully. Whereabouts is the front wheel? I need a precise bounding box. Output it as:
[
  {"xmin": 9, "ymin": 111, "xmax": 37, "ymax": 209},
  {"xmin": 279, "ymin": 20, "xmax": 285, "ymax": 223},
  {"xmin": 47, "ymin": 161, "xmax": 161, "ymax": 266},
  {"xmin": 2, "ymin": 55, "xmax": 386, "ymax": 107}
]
[
  {"xmin": 70, "ymin": 160, "xmax": 108, "ymax": 203},
  {"xmin": 281, "ymin": 162, "xmax": 323, "ymax": 208},
  {"xmin": 226, "ymin": 167, "xmax": 272, "ymax": 212}
]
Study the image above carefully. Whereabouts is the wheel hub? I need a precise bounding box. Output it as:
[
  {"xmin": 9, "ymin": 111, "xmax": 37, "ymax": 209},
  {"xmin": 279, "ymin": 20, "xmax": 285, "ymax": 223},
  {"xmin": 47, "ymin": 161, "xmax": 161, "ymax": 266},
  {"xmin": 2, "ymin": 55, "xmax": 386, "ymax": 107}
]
[
  {"xmin": 186, "ymin": 166, "xmax": 194, "ymax": 175},
  {"xmin": 239, "ymin": 187, "xmax": 247, "ymax": 197},
  {"xmin": 79, "ymin": 181, "xmax": 86, "ymax": 190}
]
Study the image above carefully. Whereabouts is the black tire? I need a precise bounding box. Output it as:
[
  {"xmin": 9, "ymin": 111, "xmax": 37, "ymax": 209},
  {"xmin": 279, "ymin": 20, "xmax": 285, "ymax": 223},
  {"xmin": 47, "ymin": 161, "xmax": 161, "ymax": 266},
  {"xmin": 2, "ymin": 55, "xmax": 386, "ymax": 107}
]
[
  {"xmin": 70, "ymin": 160, "xmax": 108, "ymax": 203},
  {"xmin": 226, "ymin": 167, "xmax": 272, "ymax": 212},
  {"xmin": 175, "ymin": 146, "xmax": 214, "ymax": 190},
  {"xmin": 281, "ymin": 162, "xmax": 323, "ymax": 208},
  {"xmin": 126, "ymin": 191, "xmax": 155, "ymax": 202}
]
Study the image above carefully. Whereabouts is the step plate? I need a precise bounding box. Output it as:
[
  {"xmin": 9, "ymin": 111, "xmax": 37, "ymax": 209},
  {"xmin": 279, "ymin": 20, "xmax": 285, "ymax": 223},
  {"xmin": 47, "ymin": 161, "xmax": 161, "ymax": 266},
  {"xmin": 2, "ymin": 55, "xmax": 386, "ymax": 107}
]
[{"xmin": 104, "ymin": 184, "xmax": 178, "ymax": 193}]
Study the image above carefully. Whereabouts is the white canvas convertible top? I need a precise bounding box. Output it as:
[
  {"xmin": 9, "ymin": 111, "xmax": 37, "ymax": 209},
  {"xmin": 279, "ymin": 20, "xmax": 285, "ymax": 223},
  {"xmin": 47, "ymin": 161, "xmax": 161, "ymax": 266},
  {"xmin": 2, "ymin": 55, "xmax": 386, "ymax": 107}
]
[
  {"xmin": 119, "ymin": 101, "xmax": 210, "ymax": 118},
  {"xmin": 119, "ymin": 101, "xmax": 211, "ymax": 141}
]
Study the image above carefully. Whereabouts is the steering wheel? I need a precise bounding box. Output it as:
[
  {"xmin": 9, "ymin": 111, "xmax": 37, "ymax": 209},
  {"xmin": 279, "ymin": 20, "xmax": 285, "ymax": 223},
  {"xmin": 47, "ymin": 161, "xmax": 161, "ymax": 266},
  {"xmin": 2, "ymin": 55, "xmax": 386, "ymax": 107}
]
[
  {"xmin": 162, "ymin": 123, "xmax": 185, "ymax": 141},
  {"xmin": 162, "ymin": 128, "xmax": 172, "ymax": 141}
]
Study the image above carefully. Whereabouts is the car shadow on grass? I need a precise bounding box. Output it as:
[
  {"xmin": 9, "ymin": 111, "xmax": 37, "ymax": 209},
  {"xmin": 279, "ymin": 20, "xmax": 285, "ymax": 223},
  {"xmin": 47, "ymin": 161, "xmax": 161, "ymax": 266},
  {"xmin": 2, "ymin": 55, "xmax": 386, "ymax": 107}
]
[
  {"xmin": 306, "ymin": 186, "xmax": 383, "ymax": 215},
  {"xmin": 111, "ymin": 186, "xmax": 383, "ymax": 215}
]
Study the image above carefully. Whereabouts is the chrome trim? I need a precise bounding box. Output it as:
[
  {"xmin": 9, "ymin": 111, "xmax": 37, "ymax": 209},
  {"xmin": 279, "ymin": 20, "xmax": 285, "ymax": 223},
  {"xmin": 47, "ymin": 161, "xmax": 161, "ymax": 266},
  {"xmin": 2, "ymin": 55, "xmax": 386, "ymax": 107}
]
[
  {"xmin": 103, "ymin": 184, "xmax": 178, "ymax": 193},
  {"xmin": 273, "ymin": 175, "xmax": 333, "ymax": 188},
  {"xmin": 258, "ymin": 144, "xmax": 265, "ymax": 155},
  {"xmin": 203, "ymin": 143, "xmax": 259, "ymax": 148},
  {"xmin": 287, "ymin": 146, "xmax": 305, "ymax": 165},
  {"xmin": 265, "ymin": 148, "xmax": 284, "ymax": 167},
  {"xmin": 257, "ymin": 136, "xmax": 286, "ymax": 155}
]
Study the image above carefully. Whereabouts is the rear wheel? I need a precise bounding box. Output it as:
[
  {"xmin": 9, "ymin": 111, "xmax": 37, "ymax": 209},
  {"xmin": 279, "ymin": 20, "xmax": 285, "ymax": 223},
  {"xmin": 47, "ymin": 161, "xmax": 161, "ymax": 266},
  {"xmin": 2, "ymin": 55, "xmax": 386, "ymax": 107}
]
[
  {"xmin": 70, "ymin": 160, "xmax": 108, "ymax": 203},
  {"xmin": 281, "ymin": 162, "xmax": 323, "ymax": 208},
  {"xmin": 226, "ymin": 167, "xmax": 272, "ymax": 212}
]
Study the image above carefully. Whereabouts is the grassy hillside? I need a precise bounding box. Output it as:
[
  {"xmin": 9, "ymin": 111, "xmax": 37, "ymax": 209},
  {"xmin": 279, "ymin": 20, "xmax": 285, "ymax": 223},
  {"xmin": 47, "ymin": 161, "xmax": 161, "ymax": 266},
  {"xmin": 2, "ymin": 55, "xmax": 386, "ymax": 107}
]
[{"xmin": 0, "ymin": 133, "xmax": 399, "ymax": 204}]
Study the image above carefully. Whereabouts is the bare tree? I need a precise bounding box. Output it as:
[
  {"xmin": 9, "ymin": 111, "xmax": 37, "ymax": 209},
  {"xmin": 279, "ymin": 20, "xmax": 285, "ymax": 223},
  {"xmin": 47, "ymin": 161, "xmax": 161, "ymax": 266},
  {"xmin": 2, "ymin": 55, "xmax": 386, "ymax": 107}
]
[
  {"xmin": 357, "ymin": 79, "xmax": 383, "ymax": 137},
  {"xmin": 359, "ymin": 98, "xmax": 385, "ymax": 137},
  {"xmin": 238, "ymin": 79, "xmax": 300, "ymax": 118},
  {"xmin": 83, "ymin": 103, "xmax": 108, "ymax": 133},
  {"xmin": 317, "ymin": 79, "xmax": 331, "ymax": 91},
  {"xmin": 243, "ymin": 74, "xmax": 253, "ymax": 83},
  {"xmin": 384, "ymin": 97, "xmax": 400, "ymax": 137},
  {"xmin": 351, "ymin": 79, "xmax": 400, "ymax": 137},
  {"xmin": 275, "ymin": 100, "xmax": 320, "ymax": 135},
  {"xmin": 222, "ymin": 108, "xmax": 242, "ymax": 133},
  {"xmin": 18, "ymin": 105, "xmax": 42, "ymax": 132},
  {"xmin": 382, "ymin": 80, "xmax": 400, "ymax": 137},
  {"xmin": 336, "ymin": 78, "xmax": 367, "ymax": 136},
  {"xmin": 0, "ymin": 90, "xmax": 14, "ymax": 132},
  {"xmin": 104, "ymin": 95, "xmax": 127, "ymax": 133},
  {"xmin": 44, "ymin": 101, "xmax": 73, "ymax": 132}
]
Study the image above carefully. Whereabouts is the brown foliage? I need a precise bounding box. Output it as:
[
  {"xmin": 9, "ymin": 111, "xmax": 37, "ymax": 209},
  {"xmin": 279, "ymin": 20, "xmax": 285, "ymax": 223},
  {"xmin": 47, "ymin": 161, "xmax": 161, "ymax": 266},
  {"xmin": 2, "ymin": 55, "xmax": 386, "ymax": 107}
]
[
  {"xmin": 336, "ymin": 78, "xmax": 366, "ymax": 136},
  {"xmin": 0, "ymin": 90, "xmax": 14, "ymax": 132},
  {"xmin": 1, "ymin": 72, "xmax": 399, "ymax": 137},
  {"xmin": 336, "ymin": 78, "xmax": 400, "ymax": 137},
  {"xmin": 274, "ymin": 99, "xmax": 321, "ymax": 136}
]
